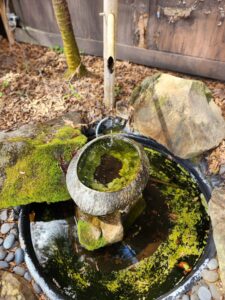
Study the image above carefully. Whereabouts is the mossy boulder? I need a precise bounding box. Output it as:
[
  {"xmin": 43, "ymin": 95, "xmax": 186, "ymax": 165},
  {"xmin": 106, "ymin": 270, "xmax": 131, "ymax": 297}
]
[
  {"xmin": 128, "ymin": 73, "xmax": 225, "ymax": 159},
  {"xmin": 0, "ymin": 112, "xmax": 87, "ymax": 209}
]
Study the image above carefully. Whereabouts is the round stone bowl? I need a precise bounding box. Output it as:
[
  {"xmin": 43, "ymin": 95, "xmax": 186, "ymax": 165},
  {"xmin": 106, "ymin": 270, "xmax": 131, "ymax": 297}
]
[{"xmin": 66, "ymin": 134, "xmax": 150, "ymax": 216}]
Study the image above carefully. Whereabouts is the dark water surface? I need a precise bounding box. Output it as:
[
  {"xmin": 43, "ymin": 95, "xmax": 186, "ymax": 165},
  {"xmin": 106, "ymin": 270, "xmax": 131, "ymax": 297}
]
[{"xmin": 29, "ymin": 146, "xmax": 209, "ymax": 300}]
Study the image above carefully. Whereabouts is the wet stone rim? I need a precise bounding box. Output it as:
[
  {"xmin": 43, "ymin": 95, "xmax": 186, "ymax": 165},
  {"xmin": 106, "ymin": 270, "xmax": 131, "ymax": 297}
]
[{"xmin": 66, "ymin": 134, "xmax": 150, "ymax": 216}]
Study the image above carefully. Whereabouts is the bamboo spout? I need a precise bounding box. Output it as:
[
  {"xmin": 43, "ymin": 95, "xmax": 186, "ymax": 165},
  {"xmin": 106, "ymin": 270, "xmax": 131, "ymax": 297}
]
[{"xmin": 103, "ymin": 0, "xmax": 118, "ymax": 109}]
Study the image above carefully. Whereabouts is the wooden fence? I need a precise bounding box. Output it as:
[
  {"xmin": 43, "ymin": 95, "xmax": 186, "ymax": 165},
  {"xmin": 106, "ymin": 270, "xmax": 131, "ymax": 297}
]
[{"xmin": 11, "ymin": 0, "xmax": 225, "ymax": 81}]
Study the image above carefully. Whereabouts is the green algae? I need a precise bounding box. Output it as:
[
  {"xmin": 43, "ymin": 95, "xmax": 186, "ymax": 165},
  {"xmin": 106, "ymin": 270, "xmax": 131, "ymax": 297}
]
[
  {"xmin": 77, "ymin": 220, "xmax": 107, "ymax": 251},
  {"xmin": 78, "ymin": 137, "xmax": 141, "ymax": 192},
  {"xmin": 41, "ymin": 146, "xmax": 209, "ymax": 300},
  {"xmin": 0, "ymin": 126, "xmax": 87, "ymax": 209}
]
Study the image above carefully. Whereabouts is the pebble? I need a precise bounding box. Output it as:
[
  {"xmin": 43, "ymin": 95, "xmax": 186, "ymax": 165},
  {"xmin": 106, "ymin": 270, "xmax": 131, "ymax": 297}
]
[
  {"xmin": 182, "ymin": 295, "xmax": 190, "ymax": 300},
  {"xmin": 13, "ymin": 266, "xmax": 26, "ymax": 276},
  {"xmin": 0, "ymin": 210, "xmax": 8, "ymax": 221},
  {"xmin": 197, "ymin": 286, "xmax": 212, "ymax": 300},
  {"xmin": 10, "ymin": 227, "xmax": 18, "ymax": 237},
  {"xmin": 0, "ymin": 238, "xmax": 3, "ymax": 246},
  {"xmin": 15, "ymin": 248, "xmax": 24, "ymax": 265},
  {"xmin": 5, "ymin": 251, "xmax": 14, "ymax": 262},
  {"xmin": 0, "ymin": 249, "xmax": 7, "ymax": 260},
  {"xmin": 3, "ymin": 233, "xmax": 15, "ymax": 249},
  {"xmin": 0, "ymin": 223, "xmax": 11, "ymax": 234},
  {"xmin": 201, "ymin": 269, "xmax": 219, "ymax": 283},
  {"xmin": 0, "ymin": 261, "xmax": 9, "ymax": 269},
  {"xmin": 190, "ymin": 294, "xmax": 199, "ymax": 300},
  {"xmin": 24, "ymin": 271, "xmax": 32, "ymax": 282},
  {"xmin": 208, "ymin": 283, "xmax": 223, "ymax": 300},
  {"xmin": 207, "ymin": 258, "xmax": 219, "ymax": 270},
  {"xmin": 32, "ymin": 282, "xmax": 42, "ymax": 294}
]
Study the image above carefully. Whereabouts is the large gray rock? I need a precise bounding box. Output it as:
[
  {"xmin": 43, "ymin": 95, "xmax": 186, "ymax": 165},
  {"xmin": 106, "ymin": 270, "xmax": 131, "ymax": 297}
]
[
  {"xmin": 128, "ymin": 74, "xmax": 225, "ymax": 159},
  {"xmin": 0, "ymin": 111, "xmax": 87, "ymax": 209},
  {"xmin": 208, "ymin": 187, "xmax": 225, "ymax": 292},
  {"xmin": 0, "ymin": 270, "xmax": 38, "ymax": 299}
]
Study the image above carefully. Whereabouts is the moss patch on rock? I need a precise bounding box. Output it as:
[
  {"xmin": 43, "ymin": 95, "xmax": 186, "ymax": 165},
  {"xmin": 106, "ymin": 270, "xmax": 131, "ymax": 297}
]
[
  {"xmin": 0, "ymin": 125, "xmax": 87, "ymax": 209},
  {"xmin": 78, "ymin": 137, "xmax": 140, "ymax": 192},
  {"xmin": 77, "ymin": 220, "xmax": 107, "ymax": 251}
]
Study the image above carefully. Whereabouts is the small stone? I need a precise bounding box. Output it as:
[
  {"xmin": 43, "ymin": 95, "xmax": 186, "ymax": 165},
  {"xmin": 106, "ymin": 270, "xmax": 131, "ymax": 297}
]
[
  {"xmin": 197, "ymin": 286, "xmax": 212, "ymax": 300},
  {"xmin": 0, "ymin": 209, "xmax": 8, "ymax": 221},
  {"xmin": 208, "ymin": 283, "xmax": 223, "ymax": 300},
  {"xmin": 0, "ymin": 223, "xmax": 11, "ymax": 234},
  {"xmin": 190, "ymin": 293, "xmax": 199, "ymax": 300},
  {"xmin": 32, "ymin": 281, "xmax": 42, "ymax": 294},
  {"xmin": 202, "ymin": 269, "xmax": 219, "ymax": 283},
  {"xmin": 15, "ymin": 248, "xmax": 24, "ymax": 265},
  {"xmin": 5, "ymin": 251, "xmax": 15, "ymax": 262},
  {"xmin": 0, "ymin": 261, "xmax": 9, "ymax": 269},
  {"xmin": 10, "ymin": 227, "xmax": 18, "ymax": 237},
  {"xmin": 0, "ymin": 271, "xmax": 38, "ymax": 299},
  {"xmin": 7, "ymin": 209, "xmax": 15, "ymax": 222},
  {"xmin": 182, "ymin": 295, "xmax": 190, "ymax": 300},
  {"xmin": 13, "ymin": 266, "xmax": 26, "ymax": 276},
  {"xmin": 207, "ymin": 258, "xmax": 219, "ymax": 270},
  {"xmin": 24, "ymin": 271, "xmax": 32, "ymax": 282},
  {"xmin": 0, "ymin": 249, "xmax": 7, "ymax": 260},
  {"xmin": 3, "ymin": 233, "xmax": 15, "ymax": 249}
]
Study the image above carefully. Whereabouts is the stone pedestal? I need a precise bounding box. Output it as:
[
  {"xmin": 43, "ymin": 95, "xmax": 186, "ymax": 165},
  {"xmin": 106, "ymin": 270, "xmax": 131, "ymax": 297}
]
[{"xmin": 76, "ymin": 197, "xmax": 146, "ymax": 251}]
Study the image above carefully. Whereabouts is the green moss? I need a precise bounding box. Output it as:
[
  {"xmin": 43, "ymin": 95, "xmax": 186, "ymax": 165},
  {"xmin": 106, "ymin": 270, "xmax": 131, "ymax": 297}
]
[
  {"xmin": 40, "ymin": 146, "xmax": 209, "ymax": 300},
  {"xmin": 191, "ymin": 81, "xmax": 212, "ymax": 103},
  {"xmin": 78, "ymin": 137, "xmax": 141, "ymax": 192},
  {"xmin": 123, "ymin": 197, "xmax": 146, "ymax": 230},
  {"xmin": 0, "ymin": 126, "xmax": 87, "ymax": 209},
  {"xmin": 77, "ymin": 220, "xmax": 107, "ymax": 251},
  {"xmin": 130, "ymin": 73, "xmax": 161, "ymax": 105}
]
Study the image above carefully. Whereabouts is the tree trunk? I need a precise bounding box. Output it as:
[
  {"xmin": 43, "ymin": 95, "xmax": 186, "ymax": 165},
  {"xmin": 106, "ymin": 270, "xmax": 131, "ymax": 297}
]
[{"xmin": 52, "ymin": 0, "xmax": 85, "ymax": 77}]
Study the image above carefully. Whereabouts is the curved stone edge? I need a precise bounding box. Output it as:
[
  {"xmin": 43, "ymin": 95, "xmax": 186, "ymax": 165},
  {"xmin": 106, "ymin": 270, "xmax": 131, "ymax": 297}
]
[
  {"xmin": 18, "ymin": 214, "xmax": 65, "ymax": 300},
  {"xmin": 66, "ymin": 134, "xmax": 150, "ymax": 216}
]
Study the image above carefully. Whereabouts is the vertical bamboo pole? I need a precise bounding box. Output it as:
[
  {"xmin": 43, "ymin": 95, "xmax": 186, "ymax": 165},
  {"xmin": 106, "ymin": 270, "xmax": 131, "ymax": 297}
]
[{"xmin": 103, "ymin": 0, "xmax": 118, "ymax": 109}]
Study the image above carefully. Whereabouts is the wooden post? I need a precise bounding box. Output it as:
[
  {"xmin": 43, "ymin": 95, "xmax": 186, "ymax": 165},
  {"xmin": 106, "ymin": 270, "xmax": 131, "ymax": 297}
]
[{"xmin": 103, "ymin": 0, "xmax": 118, "ymax": 109}]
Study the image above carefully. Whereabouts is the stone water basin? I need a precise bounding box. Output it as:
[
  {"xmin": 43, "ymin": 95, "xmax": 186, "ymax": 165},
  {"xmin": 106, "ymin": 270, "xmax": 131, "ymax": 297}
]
[{"xmin": 19, "ymin": 135, "xmax": 214, "ymax": 300}]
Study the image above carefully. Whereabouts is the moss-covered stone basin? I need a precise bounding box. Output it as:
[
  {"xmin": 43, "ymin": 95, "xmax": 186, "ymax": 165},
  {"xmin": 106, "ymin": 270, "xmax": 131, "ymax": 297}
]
[
  {"xmin": 19, "ymin": 135, "xmax": 213, "ymax": 300},
  {"xmin": 77, "ymin": 137, "xmax": 141, "ymax": 192},
  {"xmin": 66, "ymin": 134, "xmax": 150, "ymax": 216}
]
